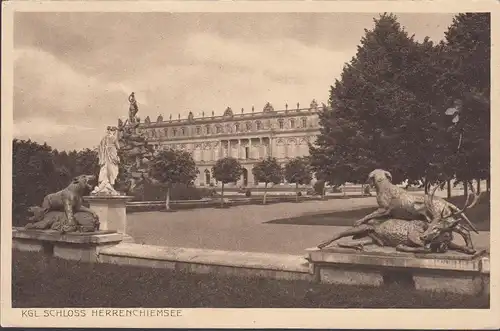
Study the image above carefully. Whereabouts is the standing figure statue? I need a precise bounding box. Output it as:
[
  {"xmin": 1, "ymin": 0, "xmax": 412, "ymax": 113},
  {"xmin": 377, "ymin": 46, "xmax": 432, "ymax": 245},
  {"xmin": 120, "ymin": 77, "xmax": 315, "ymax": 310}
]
[
  {"xmin": 128, "ymin": 92, "xmax": 139, "ymax": 123},
  {"xmin": 91, "ymin": 126, "xmax": 121, "ymax": 196}
]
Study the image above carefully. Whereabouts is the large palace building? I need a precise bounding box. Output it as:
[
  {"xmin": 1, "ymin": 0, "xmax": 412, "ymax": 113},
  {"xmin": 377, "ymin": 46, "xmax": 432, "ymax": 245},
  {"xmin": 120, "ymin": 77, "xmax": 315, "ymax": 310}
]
[{"xmin": 136, "ymin": 99, "xmax": 323, "ymax": 187}]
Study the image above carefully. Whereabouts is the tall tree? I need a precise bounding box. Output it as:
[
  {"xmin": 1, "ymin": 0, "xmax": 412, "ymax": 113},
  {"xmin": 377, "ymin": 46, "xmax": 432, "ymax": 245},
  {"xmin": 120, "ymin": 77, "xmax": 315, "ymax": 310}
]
[
  {"xmin": 434, "ymin": 13, "xmax": 490, "ymax": 188},
  {"xmin": 252, "ymin": 157, "xmax": 283, "ymax": 205},
  {"xmin": 12, "ymin": 139, "xmax": 56, "ymax": 223},
  {"xmin": 284, "ymin": 157, "xmax": 313, "ymax": 202},
  {"xmin": 148, "ymin": 149, "xmax": 199, "ymax": 211},
  {"xmin": 310, "ymin": 13, "xmax": 444, "ymax": 186},
  {"xmin": 75, "ymin": 148, "xmax": 99, "ymax": 178},
  {"xmin": 212, "ymin": 157, "xmax": 243, "ymax": 208}
]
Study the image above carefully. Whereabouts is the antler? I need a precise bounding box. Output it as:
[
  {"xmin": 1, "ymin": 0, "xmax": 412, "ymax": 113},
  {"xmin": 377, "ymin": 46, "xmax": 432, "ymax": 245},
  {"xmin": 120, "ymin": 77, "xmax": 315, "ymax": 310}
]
[
  {"xmin": 429, "ymin": 180, "xmax": 446, "ymax": 218},
  {"xmin": 428, "ymin": 180, "xmax": 481, "ymax": 233},
  {"xmin": 449, "ymin": 181, "xmax": 481, "ymax": 218}
]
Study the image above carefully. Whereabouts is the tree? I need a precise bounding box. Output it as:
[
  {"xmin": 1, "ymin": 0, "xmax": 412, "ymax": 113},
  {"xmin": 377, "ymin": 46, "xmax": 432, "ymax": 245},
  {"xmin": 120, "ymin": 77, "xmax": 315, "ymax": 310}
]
[
  {"xmin": 12, "ymin": 139, "xmax": 58, "ymax": 224},
  {"xmin": 75, "ymin": 148, "xmax": 99, "ymax": 178},
  {"xmin": 148, "ymin": 149, "xmax": 199, "ymax": 211},
  {"xmin": 284, "ymin": 157, "xmax": 312, "ymax": 202},
  {"xmin": 434, "ymin": 13, "xmax": 490, "ymax": 192},
  {"xmin": 252, "ymin": 157, "xmax": 283, "ymax": 205},
  {"xmin": 310, "ymin": 13, "xmax": 442, "ymax": 186},
  {"xmin": 212, "ymin": 157, "xmax": 243, "ymax": 207}
]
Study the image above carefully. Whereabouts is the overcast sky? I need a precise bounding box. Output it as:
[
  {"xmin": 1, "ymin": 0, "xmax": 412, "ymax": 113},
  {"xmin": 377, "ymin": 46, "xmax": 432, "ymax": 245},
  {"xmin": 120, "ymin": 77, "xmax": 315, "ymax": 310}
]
[{"xmin": 13, "ymin": 12, "xmax": 456, "ymax": 151}]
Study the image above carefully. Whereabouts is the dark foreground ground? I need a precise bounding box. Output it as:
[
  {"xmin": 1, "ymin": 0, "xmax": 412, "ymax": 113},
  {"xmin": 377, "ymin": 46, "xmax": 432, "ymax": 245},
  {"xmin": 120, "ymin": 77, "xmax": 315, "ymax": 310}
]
[{"xmin": 13, "ymin": 251, "xmax": 489, "ymax": 308}]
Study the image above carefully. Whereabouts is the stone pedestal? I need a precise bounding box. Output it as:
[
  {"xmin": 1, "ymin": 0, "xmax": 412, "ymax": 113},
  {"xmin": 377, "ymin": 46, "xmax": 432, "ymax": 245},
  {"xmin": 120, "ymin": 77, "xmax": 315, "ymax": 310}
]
[
  {"xmin": 84, "ymin": 195, "xmax": 135, "ymax": 243},
  {"xmin": 306, "ymin": 246, "xmax": 490, "ymax": 295},
  {"xmin": 12, "ymin": 227, "xmax": 123, "ymax": 263}
]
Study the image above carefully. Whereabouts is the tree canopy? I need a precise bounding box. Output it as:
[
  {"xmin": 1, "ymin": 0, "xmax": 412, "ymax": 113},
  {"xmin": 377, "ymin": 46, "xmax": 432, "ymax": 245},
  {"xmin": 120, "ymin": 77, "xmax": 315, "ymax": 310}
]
[
  {"xmin": 284, "ymin": 157, "xmax": 313, "ymax": 187},
  {"xmin": 148, "ymin": 149, "xmax": 199, "ymax": 187},
  {"xmin": 252, "ymin": 157, "xmax": 283, "ymax": 204},
  {"xmin": 252, "ymin": 157, "xmax": 283, "ymax": 186},
  {"xmin": 212, "ymin": 157, "xmax": 244, "ymax": 185},
  {"xmin": 310, "ymin": 12, "xmax": 490, "ymax": 187}
]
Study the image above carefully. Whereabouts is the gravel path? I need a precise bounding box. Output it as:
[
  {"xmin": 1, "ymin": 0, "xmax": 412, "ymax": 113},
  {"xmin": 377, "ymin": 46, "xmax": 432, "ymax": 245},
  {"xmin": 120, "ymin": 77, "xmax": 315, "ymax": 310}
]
[{"xmin": 127, "ymin": 194, "xmax": 490, "ymax": 255}]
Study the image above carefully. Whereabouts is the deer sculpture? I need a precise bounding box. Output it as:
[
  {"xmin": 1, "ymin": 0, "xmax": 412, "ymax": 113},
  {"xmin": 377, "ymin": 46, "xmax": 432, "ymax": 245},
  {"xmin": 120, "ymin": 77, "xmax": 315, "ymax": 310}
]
[{"xmin": 317, "ymin": 181, "xmax": 482, "ymax": 255}]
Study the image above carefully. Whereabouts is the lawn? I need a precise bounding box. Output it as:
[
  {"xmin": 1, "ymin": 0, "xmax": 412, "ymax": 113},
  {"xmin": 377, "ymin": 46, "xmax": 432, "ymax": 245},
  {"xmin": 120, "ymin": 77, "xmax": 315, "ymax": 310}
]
[
  {"xmin": 267, "ymin": 192, "xmax": 490, "ymax": 231},
  {"xmin": 12, "ymin": 251, "xmax": 488, "ymax": 308}
]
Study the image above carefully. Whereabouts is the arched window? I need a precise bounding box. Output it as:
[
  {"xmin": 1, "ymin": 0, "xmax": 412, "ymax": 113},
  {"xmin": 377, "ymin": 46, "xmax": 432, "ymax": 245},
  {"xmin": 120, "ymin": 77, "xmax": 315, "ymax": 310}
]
[
  {"xmin": 235, "ymin": 123, "xmax": 240, "ymax": 132},
  {"xmin": 278, "ymin": 119, "xmax": 284, "ymax": 129},
  {"xmin": 205, "ymin": 169, "xmax": 211, "ymax": 185},
  {"xmin": 196, "ymin": 126, "xmax": 201, "ymax": 135},
  {"xmin": 301, "ymin": 117, "xmax": 307, "ymax": 128},
  {"xmin": 246, "ymin": 122, "xmax": 252, "ymax": 131},
  {"xmin": 172, "ymin": 128, "xmax": 177, "ymax": 136},
  {"xmin": 256, "ymin": 121, "xmax": 262, "ymax": 130},
  {"xmin": 216, "ymin": 125, "xmax": 223, "ymax": 134},
  {"xmin": 206, "ymin": 125, "xmax": 211, "ymax": 135},
  {"xmin": 181, "ymin": 127, "xmax": 186, "ymax": 136},
  {"xmin": 290, "ymin": 118, "xmax": 296, "ymax": 129},
  {"xmin": 276, "ymin": 139, "xmax": 286, "ymax": 159},
  {"xmin": 163, "ymin": 128, "xmax": 169, "ymax": 137}
]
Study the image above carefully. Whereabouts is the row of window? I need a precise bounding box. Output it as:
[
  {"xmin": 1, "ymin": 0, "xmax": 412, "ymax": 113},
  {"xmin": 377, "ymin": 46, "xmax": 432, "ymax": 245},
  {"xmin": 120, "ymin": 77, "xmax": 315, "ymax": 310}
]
[{"xmin": 142, "ymin": 118, "xmax": 310, "ymax": 138}]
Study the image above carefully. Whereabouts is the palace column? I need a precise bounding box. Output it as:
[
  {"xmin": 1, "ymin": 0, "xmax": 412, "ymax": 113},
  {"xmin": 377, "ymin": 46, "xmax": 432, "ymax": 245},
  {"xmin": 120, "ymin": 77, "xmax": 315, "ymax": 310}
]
[
  {"xmin": 249, "ymin": 138, "xmax": 253, "ymax": 159},
  {"xmin": 238, "ymin": 139, "xmax": 241, "ymax": 159},
  {"xmin": 267, "ymin": 137, "xmax": 272, "ymax": 157},
  {"xmin": 259, "ymin": 137, "xmax": 263, "ymax": 159}
]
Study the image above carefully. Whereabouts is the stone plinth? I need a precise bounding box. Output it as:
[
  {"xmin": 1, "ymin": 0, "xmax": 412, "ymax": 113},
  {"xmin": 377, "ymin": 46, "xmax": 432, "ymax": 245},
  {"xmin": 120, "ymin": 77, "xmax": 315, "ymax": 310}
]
[
  {"xmin": 306, "ymin": 246, "xmax": 489, "ymax": 295},
  {"xmin": 12, "ymin": 227, "xmax": 123, "ymax": 262},
  {"xmin": 99, "ymin": 243, "xmax": 313, "ymax": 281},
  {"xmin": 84, "ymin": 195, "xmax": 134, "ymax": 243}
]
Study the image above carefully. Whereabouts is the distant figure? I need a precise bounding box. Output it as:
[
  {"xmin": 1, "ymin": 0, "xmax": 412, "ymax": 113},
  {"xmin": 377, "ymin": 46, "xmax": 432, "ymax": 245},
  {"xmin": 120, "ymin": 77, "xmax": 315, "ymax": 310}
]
[
  {"xmin": 128, "ymin": 92, "xmax": 139, "ymax": 123},
  {"xmin": 91, "ymin": 126, "xmax": 121, "ymax": 195}
]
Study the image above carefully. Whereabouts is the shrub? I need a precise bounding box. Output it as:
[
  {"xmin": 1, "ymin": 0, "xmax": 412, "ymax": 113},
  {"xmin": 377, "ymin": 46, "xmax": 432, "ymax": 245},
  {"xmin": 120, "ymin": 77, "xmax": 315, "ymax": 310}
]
[{"xmin": 133, "ymin": 182, "xmax": 213, "ymax": 201}]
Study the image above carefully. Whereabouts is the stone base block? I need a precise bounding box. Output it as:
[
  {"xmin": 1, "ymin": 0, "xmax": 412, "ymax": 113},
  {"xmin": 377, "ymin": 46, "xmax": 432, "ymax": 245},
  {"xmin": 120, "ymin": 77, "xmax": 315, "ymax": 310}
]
[
  {"xmin": 306, "ymin": 246, "xmax": 490, "ymax": 295},
  {"xmin": 414, "ymin": 271, "xmax": 483, "ymax": 295},
  {"xmin": 99, "ymin": 243, "xmax": 313, "ymax": 282},
  {"xmin": 53, "ymin": 243, "xmax": 100, "ymax": 263},
  {"xmin": 13, "ymin": 238, "xmax": 50, "ymax": 254},
  {"xmin": 12, "ymin": 227, "xmax": 124, "ymax": 263},
  {"xmin": 319, "ymin": 267, "xmax": 383, "ymax": 286}
]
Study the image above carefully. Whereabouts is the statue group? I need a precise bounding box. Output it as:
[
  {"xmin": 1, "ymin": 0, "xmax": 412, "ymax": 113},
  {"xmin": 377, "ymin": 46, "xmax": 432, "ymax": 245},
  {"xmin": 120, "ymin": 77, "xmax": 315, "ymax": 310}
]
[
  {"xmin": 25, "ymin": 93, "xmax": 155, "ymax": 233},
  {"xmin": 317, "ymin": 169, "xmax": 482, "ymax": 255}
]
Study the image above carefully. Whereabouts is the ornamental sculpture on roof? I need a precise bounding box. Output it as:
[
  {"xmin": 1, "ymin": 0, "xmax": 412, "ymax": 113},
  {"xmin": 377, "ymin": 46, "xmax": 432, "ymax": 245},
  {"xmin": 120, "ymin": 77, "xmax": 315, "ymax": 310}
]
[
  {"xmin": 223, "ymin": 107, "xmax": 234, "ymax": 117},
  {"xmin": 263, "ymin": 102, "xmax": 274, "ymax": 113}
]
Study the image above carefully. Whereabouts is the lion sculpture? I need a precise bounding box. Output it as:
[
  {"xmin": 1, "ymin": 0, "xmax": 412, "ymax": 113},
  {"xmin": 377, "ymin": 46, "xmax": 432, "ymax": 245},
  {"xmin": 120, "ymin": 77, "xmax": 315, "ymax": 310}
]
[{"xmin": 25, "ymin": 174, "xmax": 100, "ymax": 233}]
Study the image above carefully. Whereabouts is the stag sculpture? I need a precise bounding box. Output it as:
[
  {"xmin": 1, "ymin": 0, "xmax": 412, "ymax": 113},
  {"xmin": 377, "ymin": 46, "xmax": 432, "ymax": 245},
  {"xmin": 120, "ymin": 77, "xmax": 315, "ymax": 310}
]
[
  {"xmin": 353, "ymin": 169, "xmax": 478, "ymax": 235},
  {"xmin": 317, "ymin": 181, "xmax": 481, "ymax": 255}
]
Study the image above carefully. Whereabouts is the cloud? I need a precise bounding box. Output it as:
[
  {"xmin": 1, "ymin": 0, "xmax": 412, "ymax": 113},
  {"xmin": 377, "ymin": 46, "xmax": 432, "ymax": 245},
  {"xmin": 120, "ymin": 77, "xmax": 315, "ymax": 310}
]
[
  {"xmin": 118, "ymin": 33, "xmax": 348, "ymax": 117},
  {"xmin": 13, "ymin": 34, "xmax": 348, "ymax": 151},
  {"xmin": 184, "ymin": 32, "xmax": 348, "ymax": 83},
  {"xmin": 12, "ymin": 12, "xmax": 455, "ymax": 151},
  {"xmin": 14, "ymin": 47, "xmax": 134, "ymax": 149},
  {"xmin": 13, "ymin": 116, "xmax": 100, "ymax": 151}
]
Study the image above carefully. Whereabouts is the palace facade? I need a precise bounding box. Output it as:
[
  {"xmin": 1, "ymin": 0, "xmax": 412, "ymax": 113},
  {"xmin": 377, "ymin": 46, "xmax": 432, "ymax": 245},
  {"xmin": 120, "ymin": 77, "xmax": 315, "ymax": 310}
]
[{"xmin": 136, "ymin": 100, "xmax": 323, "ymax": 187}]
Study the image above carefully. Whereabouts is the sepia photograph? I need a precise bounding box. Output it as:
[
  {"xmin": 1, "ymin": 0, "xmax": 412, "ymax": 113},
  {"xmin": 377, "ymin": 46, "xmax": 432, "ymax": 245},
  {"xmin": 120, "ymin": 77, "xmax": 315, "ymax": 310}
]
[{"xmin": 1, "ymin": 0, "xmax": 497, "ymax": 329}]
